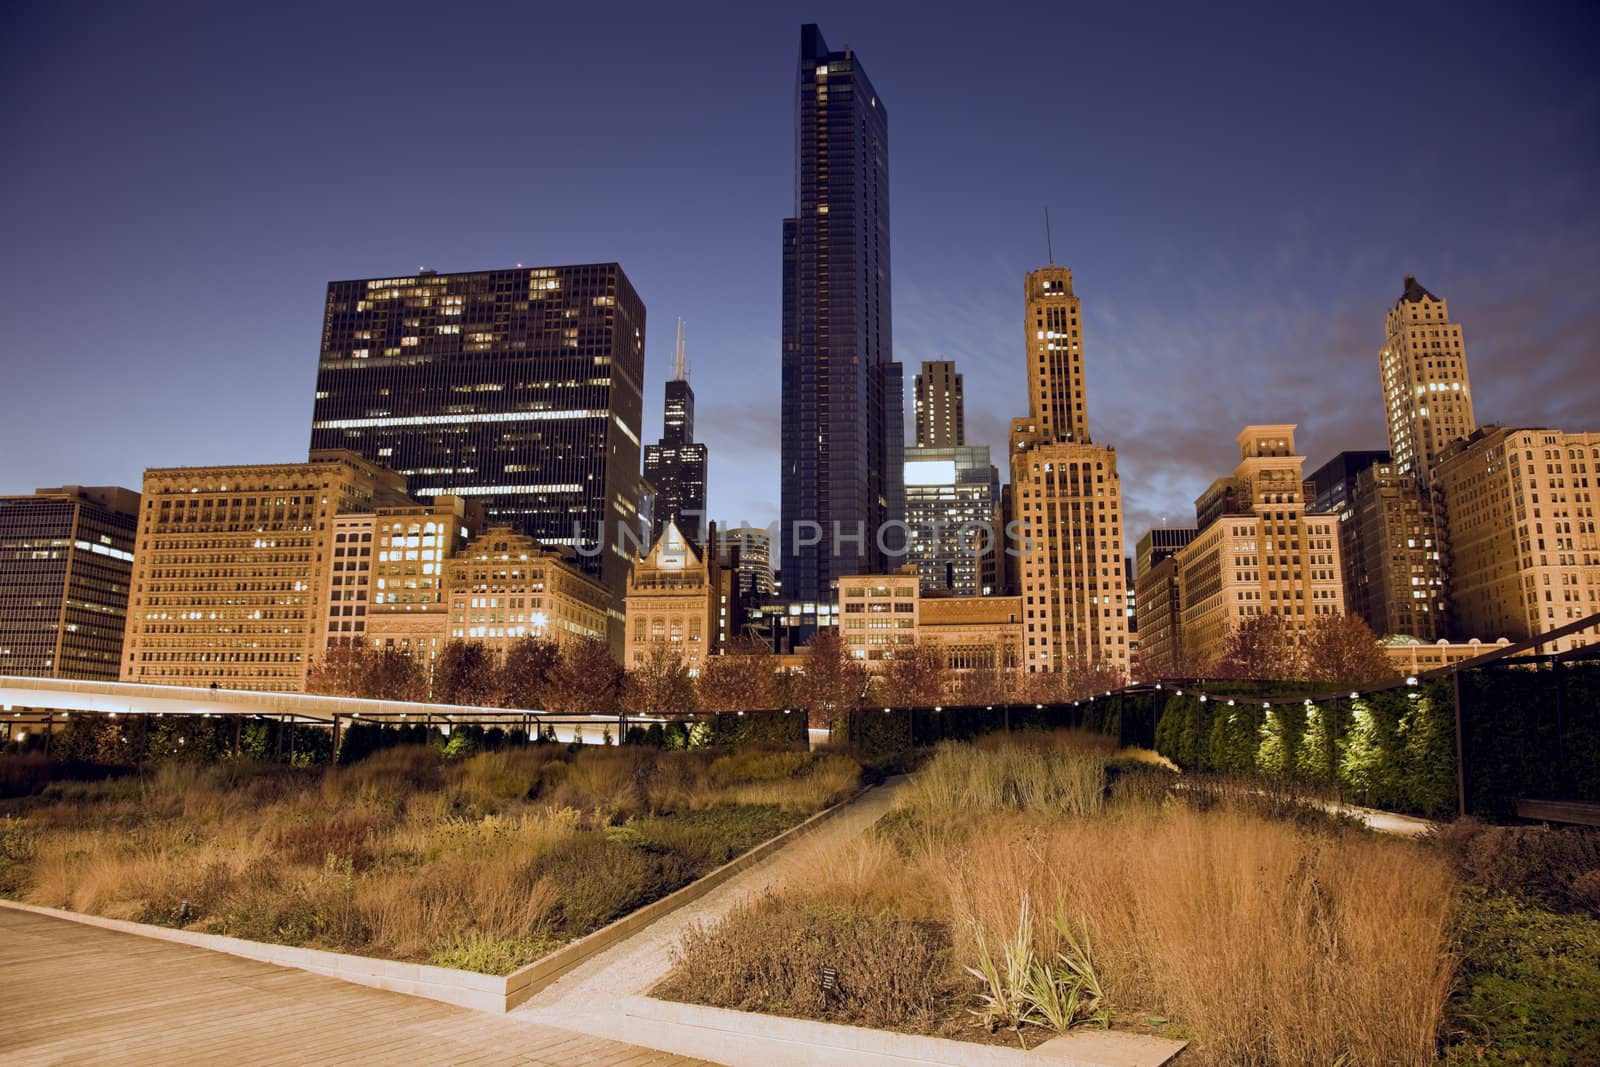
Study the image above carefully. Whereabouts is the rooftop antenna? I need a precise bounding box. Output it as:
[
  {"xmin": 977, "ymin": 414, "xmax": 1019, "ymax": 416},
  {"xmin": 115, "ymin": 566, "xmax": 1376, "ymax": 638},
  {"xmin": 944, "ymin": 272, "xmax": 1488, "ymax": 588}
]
[
  {"xmin": 1044, "ymin": 206, "xmax": 1054, "ymax": 266},
  {"xmin": 673, "ymin": 318, "xmax": 687, "ymax": 381}
]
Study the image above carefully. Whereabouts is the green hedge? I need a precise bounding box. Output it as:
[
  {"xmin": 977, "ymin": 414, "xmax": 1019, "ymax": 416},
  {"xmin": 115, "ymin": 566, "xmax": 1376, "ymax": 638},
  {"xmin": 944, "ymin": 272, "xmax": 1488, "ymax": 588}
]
[{"xmin": 1151, "ymin": 666, "xmax": 1600, "ymax": 818}]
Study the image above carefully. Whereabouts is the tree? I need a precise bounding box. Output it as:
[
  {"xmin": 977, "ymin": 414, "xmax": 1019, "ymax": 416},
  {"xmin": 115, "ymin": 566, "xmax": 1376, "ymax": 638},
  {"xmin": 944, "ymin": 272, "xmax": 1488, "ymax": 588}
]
[
  {"xmin": 1060, "ymin": 660, "xmax": 1128, "ymax": 702},
  {"xmin": 501, "ymin": 636, "xmax": 562, "ymax": 709},
  {"xmin": 882, "ymin": 641, "xmax": 946, "ymax": 706},
  {"xmin": 797, "ymin": 628, "xmax": 871, "ymax": 726},
  {"xmin": 305, "ymin": 642, "xmax": 424, "ymax": 701},
  {"xmin": 432, "ymin": 641, "xmax": 500, "ymax": 706},
  {"xmin": 1212, "ymin": 612, "xmax": 1305, "ymax": 680},
  {"xmin": 696, "ymin": 638, "xmax": 785, "ymax": 710},
  {"xmin": 1304, "ymin": 613, "xmax": 1400, "ymax": 687},
  {"xmin": 623, "ymin": 644, "xmax": 697, "ymax": 716},
  {"xmin": 544, "ymin": 637, "xmax": 623, "ymax": 714},
  {"xmin": 954, "ymin": 663, "xmax": 1017, "ymax": 706}
]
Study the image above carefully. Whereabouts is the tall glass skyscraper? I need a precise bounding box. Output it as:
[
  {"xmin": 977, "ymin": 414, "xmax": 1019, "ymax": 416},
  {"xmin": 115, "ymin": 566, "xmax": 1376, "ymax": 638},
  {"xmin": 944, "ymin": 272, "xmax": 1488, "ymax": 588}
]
[
  {"xmin": 644, "ymin": 321, "xmax": 708, "ymax": 545},
  {"xmin": 308, "ymin": 265, "xmax": 646, "ymax": 627},
  {"xmin": 780, "ymin": 24, "xmax": 903, "ymax": 620}
]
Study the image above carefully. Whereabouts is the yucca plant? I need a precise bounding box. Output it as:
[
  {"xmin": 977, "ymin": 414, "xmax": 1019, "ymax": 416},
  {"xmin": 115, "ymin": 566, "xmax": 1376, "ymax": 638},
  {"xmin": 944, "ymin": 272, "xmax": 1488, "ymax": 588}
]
[{"xmin": 964, "ymin": 896, "xmax": 1037, "ymax": 1040}]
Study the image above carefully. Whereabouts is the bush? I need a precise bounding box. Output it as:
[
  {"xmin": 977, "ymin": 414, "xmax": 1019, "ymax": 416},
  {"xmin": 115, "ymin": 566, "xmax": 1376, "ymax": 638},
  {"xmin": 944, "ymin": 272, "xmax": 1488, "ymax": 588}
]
[
  {"xmin": 658, "ymin": 896, "xmax": 961, "ymax": 1033},
  {"xmin": 1434, "ymin": 818, "xmax": 1600, "ymax": 917}
]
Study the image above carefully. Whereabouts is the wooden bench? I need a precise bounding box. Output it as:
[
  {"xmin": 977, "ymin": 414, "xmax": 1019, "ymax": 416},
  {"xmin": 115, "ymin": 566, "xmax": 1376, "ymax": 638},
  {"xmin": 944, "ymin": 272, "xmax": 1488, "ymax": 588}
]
[{"xmin": 1513, "ymin": 798, "xmax": 1600, "ymax": 827}]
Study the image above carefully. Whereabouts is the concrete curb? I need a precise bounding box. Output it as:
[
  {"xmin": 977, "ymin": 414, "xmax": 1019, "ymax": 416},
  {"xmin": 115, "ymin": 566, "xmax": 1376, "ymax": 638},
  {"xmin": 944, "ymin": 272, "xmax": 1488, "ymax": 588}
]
[
  {"xmin": 502, "ymin": 782, "xmax": 874, "ymax": 1009},
  {"xmin": 0, "ymin": 782, "xmax": 874, "ymax": 1015},
  {"xmin": 619, "ymin": 995, "xmax": 1187, "ymax": 1067}
]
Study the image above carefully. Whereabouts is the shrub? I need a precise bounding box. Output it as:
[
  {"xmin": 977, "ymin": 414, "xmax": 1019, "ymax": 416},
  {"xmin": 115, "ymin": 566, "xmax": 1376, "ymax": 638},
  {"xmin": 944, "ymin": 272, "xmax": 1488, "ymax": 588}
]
[
  {"xmin": 658, "ymin": 895, "xmax": 961, "ymax": 1033},
  {"xmin": 1433, "ymin": 818, "xmax": 1600, "ymax": 916}
]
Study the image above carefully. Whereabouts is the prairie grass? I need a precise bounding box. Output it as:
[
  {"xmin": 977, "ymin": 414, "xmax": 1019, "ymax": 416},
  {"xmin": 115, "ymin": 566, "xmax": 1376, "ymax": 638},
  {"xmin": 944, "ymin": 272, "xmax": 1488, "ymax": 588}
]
[
  {"xmin": 665, "ymin": 733, "xmax": 1458, "ymax": 1066},
  {"xmin": 1, "ymin": 743, "xmax": 857, "ymax": 974}
]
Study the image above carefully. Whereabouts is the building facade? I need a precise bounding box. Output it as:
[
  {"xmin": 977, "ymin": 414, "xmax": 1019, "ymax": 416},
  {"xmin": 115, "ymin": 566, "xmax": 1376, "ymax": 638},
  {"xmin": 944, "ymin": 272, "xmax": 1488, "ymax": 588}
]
[
  {"xmin": 1131, "ymin": 527, "xmax": 1196, "ymax": 680},
  {"xmin": 625, "ymin": 520, "xmax": 722, "ymax": 672},
  {"xmin": 919, "ymin": 594, "xmax": 1024, "ymax": 675},
  {"xmin": 835, "ymin": 568, "xmax": 920, "ymax": 665},
  {"xmin": 913, "ymin": 360, "xmax": 964, "ymax": 447},
  {"xmin": 1311, "ymin": 450, "xmax": 1445, "ymax": 639},
  {"xmin": 122, "ymin": 452, "xmax": 409, "ymax": 692},
  {"xmin": 1433, "ymin": 427, "xmax": 1600, "ymax": 651},
  {"xmin": 1380, "ymin": 276, "xmax": 1476, "ymax": 489},
  {"xmin": 780, "ymin": 24, "xmax": 904, "ymax": 619},
  {"xmin": 445, "ymin": 527, "xmax": 609, "ymax": 653},
  {"xmin": 1383, "ymin": 636, "xmax": 1511, "ymax": 675},
  {"xmin": 903, "ymin": 445, "xmax": 1000, "ymax": 596},
  {"xmin": 308, "ymin": 264, "xmax": 646, "ymax": 638},
  {"xmin": 354, "ymin": 496, "xmax": 484, "ymax": 669},
  {"xmin": 1010, "ymin": 266, "xmax": 1129, "ymax": 676},
  {"xmin": 1175, "ymin": 426, "xmax": 1346, "ymax": 672},
  {"xmin": 0, "ymin": 486, "xmax": 139, "ymax": 681},
  {"xmin": 643, "ymin": 320, "xmax": 709, "ymax": 545}
]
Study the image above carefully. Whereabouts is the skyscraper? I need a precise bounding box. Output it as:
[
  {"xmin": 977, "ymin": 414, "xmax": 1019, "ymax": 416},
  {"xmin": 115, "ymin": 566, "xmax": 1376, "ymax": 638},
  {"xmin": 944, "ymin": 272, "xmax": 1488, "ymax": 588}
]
[
  {"xmin": 780, "ymin": 24, "xmax": 903, "ymax": 620},
  {"xmin": 914, "ymin": 360, "xmax": 965, "ymax": 447},
  {"xmin": 0, "ymin": 486, "xmax": 139, "ymax": 681},
  {"xmin": 643, "ymin": 320, "xmax": 709, "ymax": 545},
  {"xmin": 1311, "ymin": 450, "xmax": 1445, "ymax": 639},
  {"xmin": 1010, "ymin": 266, "xmax": 1130, "ymax": 675},
  {"xmin": 308, "ymin": 265, "xmax": 646, "ymax": 633},
  {"xmin": 903, "ymin": 445, "xmax": 1000, "ymax": 596},
  {"xmin": 121, "ymin": 452, "xmax": 411, "ymax": 692},
  {"xmin": 1380, "ymin": 275, "xmax": 1476, "ymax": 488}
]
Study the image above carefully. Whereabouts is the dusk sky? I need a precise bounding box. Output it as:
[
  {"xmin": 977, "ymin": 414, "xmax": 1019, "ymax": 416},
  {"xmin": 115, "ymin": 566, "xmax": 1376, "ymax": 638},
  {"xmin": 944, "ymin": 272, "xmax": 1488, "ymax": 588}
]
[{"xmin": 4, "ymin": 1, "xmax": 1596, "ymax": 547}]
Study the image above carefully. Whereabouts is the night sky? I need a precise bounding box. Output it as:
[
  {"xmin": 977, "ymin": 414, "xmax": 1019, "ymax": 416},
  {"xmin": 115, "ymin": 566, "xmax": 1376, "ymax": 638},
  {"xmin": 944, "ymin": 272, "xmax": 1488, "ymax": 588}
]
[{"xmin": 4, "ymin": 1, "xmax": 1596, "ymax": 547}]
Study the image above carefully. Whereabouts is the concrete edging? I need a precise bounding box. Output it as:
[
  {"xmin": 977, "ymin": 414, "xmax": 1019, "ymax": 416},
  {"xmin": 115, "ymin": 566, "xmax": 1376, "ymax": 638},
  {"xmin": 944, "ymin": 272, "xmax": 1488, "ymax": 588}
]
[
  {"xmin": 501, "ymin": 782, "xmax": 875, "ymax": 1008},
  {"xmin": 619, "ymin": 994, "xmax": 1187, "ymax": 1067},
  {"xmin": 0, "ymin": 781, "xmax": 874, "ymax": 1015}
]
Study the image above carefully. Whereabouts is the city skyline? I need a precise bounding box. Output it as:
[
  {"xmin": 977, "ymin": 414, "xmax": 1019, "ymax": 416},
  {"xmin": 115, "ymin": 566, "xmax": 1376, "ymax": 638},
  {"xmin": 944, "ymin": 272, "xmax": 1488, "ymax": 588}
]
[{"xmin": 3, "ymin": 4, "xmax": 1597, "ymax": 551}]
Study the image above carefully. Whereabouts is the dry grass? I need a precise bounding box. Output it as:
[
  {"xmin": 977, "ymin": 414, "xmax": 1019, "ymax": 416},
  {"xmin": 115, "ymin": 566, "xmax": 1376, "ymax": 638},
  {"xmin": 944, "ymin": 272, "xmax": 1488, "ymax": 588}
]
[
  {"xmin": 2, "ymin": 743, "xmax": 858, "ymax": 974},
  {"xmin": 666, "ymin": 734, "xmax": 1458, "ymax": 1066}
]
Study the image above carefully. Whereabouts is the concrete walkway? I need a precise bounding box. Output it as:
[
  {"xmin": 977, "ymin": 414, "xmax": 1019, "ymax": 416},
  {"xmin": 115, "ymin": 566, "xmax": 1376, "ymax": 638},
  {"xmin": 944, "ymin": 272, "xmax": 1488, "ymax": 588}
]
[
  {"xmin": 513, "ymin": 776, "xmax": 907, "ymax": 1033},
  {"xmin": 0, "ymin": 908, "xmax": 710, "ymax": 1067}
]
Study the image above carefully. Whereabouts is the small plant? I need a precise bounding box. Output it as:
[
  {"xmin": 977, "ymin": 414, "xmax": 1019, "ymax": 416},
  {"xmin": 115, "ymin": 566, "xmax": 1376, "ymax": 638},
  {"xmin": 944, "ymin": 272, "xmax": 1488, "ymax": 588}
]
[
  {"xmin": 964, "ymin": 895, "xmax": 1109, "ymax": 1045},
  {"xmin": 965, "ymin": 897, "xmax": 1037, "ymax": 1040}
]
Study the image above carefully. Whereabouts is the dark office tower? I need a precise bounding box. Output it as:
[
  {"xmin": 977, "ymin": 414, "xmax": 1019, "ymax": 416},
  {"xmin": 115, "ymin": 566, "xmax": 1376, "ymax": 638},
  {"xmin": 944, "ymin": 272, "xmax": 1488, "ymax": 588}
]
[
  {"xmin": 0, "ymin": 486, "xmax": 139, "ymax": 681},
  {"xmin": 914, "ymin": 360, "xmax": 965, "ymax": 447},
  {"xmin": 309, "ymin": 265, "xmax": 646, "ymax": 631},
  {"xmin": 644, "ymin": 320, "xmax": 709, "ymax": 545},
  {"xmin": 780, "ymin": 24, "xmax": 902, "ymax": 619}
]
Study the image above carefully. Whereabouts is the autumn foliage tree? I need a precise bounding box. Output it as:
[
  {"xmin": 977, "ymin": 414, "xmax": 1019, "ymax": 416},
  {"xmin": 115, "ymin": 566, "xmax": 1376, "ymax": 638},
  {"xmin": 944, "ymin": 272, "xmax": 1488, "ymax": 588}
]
[
  {"xmin": 500, "ymin": 636, "xmax": 562, "ymax": 709},
  {"xmin": 306, "ymin": 643, "xmax": 426, "ymax": 702},
  {"xmin": 882, "ymin": 641, "xmax": 947, "ymax": 707},
  {"xmin": 544, "ymin": 636, "xmax": 623, "ymax": 714},
  {"xmin": 797, "ymin": 628, "xmax": 870, "ymax": 726},
  {"xmin": 696, "ymin": 638, "xmax": 786, "ymax": 710},
  {"xmin": 623, "ymin": 644, "xmax": 697, "ymax": 716},
  {"xmin": 1304, "ymin": 613, "xmax": 1399, "ymax": 687},
  {"xmin": 1212, "ymin": 612, "xmax": 1305, "ymax": 680},
  {"xmin": 432, "ymin": 641, "xmax": 501, "ymax": 706}
]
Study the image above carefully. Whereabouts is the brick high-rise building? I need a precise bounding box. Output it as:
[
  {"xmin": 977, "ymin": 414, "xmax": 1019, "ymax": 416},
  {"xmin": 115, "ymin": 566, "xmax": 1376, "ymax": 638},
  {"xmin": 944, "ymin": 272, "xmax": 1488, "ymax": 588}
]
[
  {"xmin": 913, "ymin": 360, "xmax": 964, "ymax": 447},
  {"xmin": 0, "ymin": 486, "xmax": 139, "ymax": 681},
  {"xmin": 1380, "ymin": 276, "xmax": 1476, "ymax": 488},
  {"xmin": 1433, "ymin": 426, "xmax": 1600, "ymax": 652},
  {"xmin": 1010, "ymin": 266, "xmax": 1129, "ymax": 676},
  {"xmin": 780, "ymin": 24, "xmax": 904, "ymax": 622},
  {"xmin": 1311, "ymin": 450, "xmax": 1445, "ymax": 639},
  {"xmin": 308, "ymin": 264, "xmax": 646, "ymax": 643},
  {"xmin": 1175, "ymin": 426, "xmax": 1346, "ymax": 671},
  {"xmin": 122, "ymin": 451, "xmax": 410, "ymax": 692}
]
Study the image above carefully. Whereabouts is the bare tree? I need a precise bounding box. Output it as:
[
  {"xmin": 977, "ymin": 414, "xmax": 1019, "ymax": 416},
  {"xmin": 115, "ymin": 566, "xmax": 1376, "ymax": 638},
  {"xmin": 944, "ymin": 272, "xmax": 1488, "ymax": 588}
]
[
  {"xmin": 623, "ymin": 643, "xmax": 697, "ymax": 716},
  {"xmin": 954, "ymin": 663, "xmax": 1017, "ymax": 706},
  {"xmin": 1304, "ymin": 613, "xmax": 1399, "ymax": 687}
]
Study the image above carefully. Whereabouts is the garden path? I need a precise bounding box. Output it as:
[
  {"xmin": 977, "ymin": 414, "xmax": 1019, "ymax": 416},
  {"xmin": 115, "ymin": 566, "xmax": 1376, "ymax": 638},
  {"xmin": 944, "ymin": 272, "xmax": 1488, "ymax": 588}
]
[{"xmin": 0, "ymin": 907, "xmax": 710, "ymax": 1067}]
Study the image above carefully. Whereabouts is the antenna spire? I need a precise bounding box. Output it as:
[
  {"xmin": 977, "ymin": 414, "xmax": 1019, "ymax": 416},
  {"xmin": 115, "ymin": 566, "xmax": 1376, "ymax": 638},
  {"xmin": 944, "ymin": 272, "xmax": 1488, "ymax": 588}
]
[
  {"xmin": 673, "ymin": 318, "xmax": 687, "ymax": 381},
  {"xmin": 1044, "ymin": 206, "xmax": 1055, "ymax": 266}
]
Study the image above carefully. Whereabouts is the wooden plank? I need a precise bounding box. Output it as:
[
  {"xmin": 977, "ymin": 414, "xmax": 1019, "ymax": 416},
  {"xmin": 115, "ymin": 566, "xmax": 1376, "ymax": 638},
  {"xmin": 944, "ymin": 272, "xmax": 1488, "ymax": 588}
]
[{"xmin": 1514, "ymin": 797, "xmax": 1600, "ymax": 826}]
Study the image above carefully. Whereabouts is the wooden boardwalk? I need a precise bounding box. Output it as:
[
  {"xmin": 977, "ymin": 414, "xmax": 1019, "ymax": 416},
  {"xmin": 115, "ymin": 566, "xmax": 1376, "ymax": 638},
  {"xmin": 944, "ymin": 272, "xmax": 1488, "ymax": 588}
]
[{"xmin": 0, "ymin": 909, "xmax": 710, "ymax": 1066}]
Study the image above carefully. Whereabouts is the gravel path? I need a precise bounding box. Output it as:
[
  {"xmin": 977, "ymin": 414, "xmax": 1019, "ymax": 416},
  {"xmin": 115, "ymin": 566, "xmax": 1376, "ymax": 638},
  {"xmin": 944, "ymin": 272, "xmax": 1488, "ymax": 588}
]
[{"xmin": 513, "ymin": 776, "xmax": 907, "ymax": 1030}]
